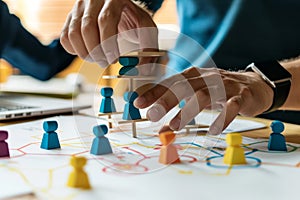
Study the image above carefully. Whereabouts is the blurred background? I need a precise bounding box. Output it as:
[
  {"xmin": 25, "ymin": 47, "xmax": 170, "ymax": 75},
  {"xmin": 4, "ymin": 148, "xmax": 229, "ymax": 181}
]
[{"xmin": 1, "ymin": 0, "xmax": 178, "ymax": 86}]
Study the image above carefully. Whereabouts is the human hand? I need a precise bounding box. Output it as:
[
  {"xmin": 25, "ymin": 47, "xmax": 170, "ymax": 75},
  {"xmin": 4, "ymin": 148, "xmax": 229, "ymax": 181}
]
[
  {"xmin": 60, "ymin": 0, "xmax": 158, "ymax": 73},
  {"xmin": 134, "ymin": 67, "xmax": 274, "ymax": 134}
]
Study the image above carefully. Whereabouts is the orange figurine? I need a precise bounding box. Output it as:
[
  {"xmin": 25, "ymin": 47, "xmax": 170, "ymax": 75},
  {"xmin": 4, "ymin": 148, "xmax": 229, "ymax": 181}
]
[{"xmin": 159, "ymin": 131, "xmax": 181, "ymax": 165}]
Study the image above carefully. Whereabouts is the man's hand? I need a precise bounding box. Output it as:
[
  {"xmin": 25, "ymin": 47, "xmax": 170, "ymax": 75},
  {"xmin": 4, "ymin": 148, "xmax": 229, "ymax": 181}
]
[
  {"xmin": 134, "ymin": 67, "xmax": 274, "ymax": 134},
  {"xmin": 60, "ymin": 0, "xmax": 158, "ymax": 70}
]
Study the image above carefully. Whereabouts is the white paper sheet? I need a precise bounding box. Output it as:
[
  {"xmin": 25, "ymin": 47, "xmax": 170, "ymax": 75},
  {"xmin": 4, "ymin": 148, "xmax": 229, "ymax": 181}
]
[{"xmin": 0, "ymin": 115, "xmax": 299, "ymax": 200}]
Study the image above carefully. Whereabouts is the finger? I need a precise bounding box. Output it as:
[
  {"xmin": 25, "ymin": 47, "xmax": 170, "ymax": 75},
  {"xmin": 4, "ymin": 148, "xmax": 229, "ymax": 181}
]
[
  {"xmin": 169, "ymin": 89, "xmax": 211, "ymax": 130},
  {"xmin": 158, "ymin": 125, "xmax": 173, "ymax": 134},
  {"xmin": 136, "ymin": 68, "xmax": 222, "ymax": 110},
  {"xmin": 134, "ymin": 67, "xmax": 203, "ymax": 108},
  {"xmin": 138, "ymin": 27, "xmax": 158, "ymax": 50},
  {"xmin": 68, "ymin": 0, "xmax": 90, "ymax": 59},
  {"xmin": 135, "ymin": 83, "xmax": 156, "ymax": 95},
  {"xmin": 81, "ymin": 1, "xmax": 108, "ymax": 66},
  {"xmin": 137, "ymin": 28, "xmax": 159, "ymax": 76},
  {"xmin": 98, "ymin": 0, "xmax": 125, "ymax": 64},
  {"xmin": 60, "ymin": 13, "xmax": 76, "ymax": 54},
  {"xmin": 146, "ymin": 78, "xmax": 201, "ymax": 122},
  {"xmin": 138, "ymin": 54, "xmax": 158, "ymax": 76},
  {"xmin": 208, "ymin": 95, "xmax": 242, "ymax": 135}
]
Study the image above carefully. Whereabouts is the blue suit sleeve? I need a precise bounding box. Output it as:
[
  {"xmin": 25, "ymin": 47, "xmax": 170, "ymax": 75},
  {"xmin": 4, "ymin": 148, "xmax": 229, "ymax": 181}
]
[
  {"xmin": 0, "ymin": 1, "xmax": 76, "ymax": 81},
  {"xmin": 133, "ymin": 0, "xmax": 164, "ymax": 13}
]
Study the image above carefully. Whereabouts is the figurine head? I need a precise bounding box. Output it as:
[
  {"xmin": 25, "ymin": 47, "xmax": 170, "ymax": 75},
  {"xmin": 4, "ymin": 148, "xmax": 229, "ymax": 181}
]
[{"xmin": 271, "ymin": 120, "xmax": 284, "ymax": 133}]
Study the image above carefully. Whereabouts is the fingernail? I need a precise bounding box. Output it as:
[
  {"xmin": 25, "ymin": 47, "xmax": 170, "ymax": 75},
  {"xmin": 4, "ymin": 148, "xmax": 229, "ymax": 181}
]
[
  {"xmin": 147, "ymin": 104, "xmax": 166, "ymax": 122},
  {"xmin": 170, "ymin": 118, "xmax": 181, "ymax": 130},
  {"xmin": 134, "ymin": 96, "xmax": 146, "ymax": 108},
  {"xmin": 208, "ymin": 125, "xmax": 222, "ymax": 135}
]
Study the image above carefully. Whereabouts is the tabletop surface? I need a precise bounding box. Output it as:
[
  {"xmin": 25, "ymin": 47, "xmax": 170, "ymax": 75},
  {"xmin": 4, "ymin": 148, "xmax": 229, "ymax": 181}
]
[{"xmin": 1, "ymin": 90, "xmax": 300, "ymax": 200}]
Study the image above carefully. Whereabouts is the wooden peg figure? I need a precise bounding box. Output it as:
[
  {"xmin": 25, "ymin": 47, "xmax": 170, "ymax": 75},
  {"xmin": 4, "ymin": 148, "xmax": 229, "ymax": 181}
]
[
  {"xmin": 223, "ymin": 133, "xmax": 246, "ymax": 165},
  {"xmin": 122, "ymin": 91, "xmax": 141, "ymax": 120},
  {"xmin": 67, "ymin": 156, "xmax": 91, "ymax": 189},
  {"xmin": 90, "ymin": 124, "xmax": 112, "ymax": 155},
  {"xmin": 268, "ymin": 120, "xmax": 287, "ymax": 151},
  {"xmin": 159, "ymin": 131, "xmax": 180, "ymax": 165},
  {"xmin": 0, "ymin": 130, "xmax": 10, "ymax": 157},
  {"xmin": 118, "ymin": 57, "xmax": 139, "ymax": 76},
  {"xmin": 99, "ymin": 87, "xmax": 116, "ymax": 113},
  {"xmin": 40, "ymin": 121, "xmax": 60, "ymax": 150}
]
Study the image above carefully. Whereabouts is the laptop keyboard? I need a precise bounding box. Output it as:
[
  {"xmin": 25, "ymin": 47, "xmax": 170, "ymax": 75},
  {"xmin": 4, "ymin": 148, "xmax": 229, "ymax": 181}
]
[{"xmin": 0, "ymin": 101, "xmax": 35, "ymax": 112}]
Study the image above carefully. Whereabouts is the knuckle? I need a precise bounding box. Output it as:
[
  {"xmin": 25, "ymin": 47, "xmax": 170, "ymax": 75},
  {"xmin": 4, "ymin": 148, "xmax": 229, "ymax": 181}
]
[
  {"xmin": 196, "ymin": 88, "xmax": 209, "ymax": 98},
  {"xmin": 75, "ymin": 0, "xmax": 84, "ymax": 7},
  {"xmin": 182, "ymin": 67, "xmax": 200, "ymax": 77},
  {"xmin": 229, "ymin": 96, "xmax": 242, "ymax": 107},
  {"xmin": 98, "ymin": 11, "xmax": 114, "ymax": 25},
  {"xmin": 240, "ymin": 87, "xmax": 251, "ymax": 97},
  {"xmin": 195, "ymin": 89, "xmax": 210, "ymax": 105},
  {"xmin": 68, "ymin": 26, "xmax": 81, "ymax": 40},
  {"xmin": 222, "ymin": 76, "xmax": 239, "ymax": 86},
  {"xmin": 81, "ymin": 16, "xmax": 96, "ymax": 33},
  {"xmin": 223, "ymin": 78, "xmax": 234, "ymax": 85},
  {"xmin": 60, "ymin": 30, "xmax": 69, "ymax": 43},
  {"xmin": 193, "ymin": 89, "xmax": 210, "ymax": 110},
  {"xmin": 210, "ymin": 71, "xmax": 222, "ymax": 80}
]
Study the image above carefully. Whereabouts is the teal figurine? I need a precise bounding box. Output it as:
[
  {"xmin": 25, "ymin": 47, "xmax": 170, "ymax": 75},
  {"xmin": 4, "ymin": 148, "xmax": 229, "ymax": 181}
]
[
  {"xmin": 99, "ymin": 87, "xmax": 116, "ymax": 113},
  {"xmin": 122, "ymin": 91, "xmax": 141, "ymax": 120},
  {"xmin": 268, "ymin": 120, "xmax": 287, "ymax": 151},
  {"xmin": 41, "ymin": 121, "xmax": 61, "ymax": 150},
  {"xmin": 90, "ymin": 124, "xmax": 112, "ymax": 155},
  {"xmin": 118, "ymin": 57, "xmax": 139, "ymax": 76}
]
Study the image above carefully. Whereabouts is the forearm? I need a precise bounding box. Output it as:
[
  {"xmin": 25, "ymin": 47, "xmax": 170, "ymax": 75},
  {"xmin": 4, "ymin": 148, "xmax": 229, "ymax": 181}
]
[
  {"xmin": 0, "ymin": 1, "xmax": 75, "ymax": 81},
  {"xmin": 280, "ymin": 57, "xmax": 300, "ymax": 110}
]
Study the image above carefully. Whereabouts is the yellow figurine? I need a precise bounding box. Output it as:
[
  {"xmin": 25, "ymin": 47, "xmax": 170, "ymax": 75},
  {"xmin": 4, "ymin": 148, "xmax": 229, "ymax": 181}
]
[
  {"xmin": 223, "ymin": 133, "xmax": 246, "ymax": 165},
  {"xmin": 67, "ymin": 156, "xmax": 91, "ymax": 189}
]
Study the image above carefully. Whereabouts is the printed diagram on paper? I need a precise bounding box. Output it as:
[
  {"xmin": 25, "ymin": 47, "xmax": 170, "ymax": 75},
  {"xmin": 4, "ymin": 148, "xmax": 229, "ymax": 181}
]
[{"xmin": 1, "ymin": 114, "xmax": 300, "ymax": 200}]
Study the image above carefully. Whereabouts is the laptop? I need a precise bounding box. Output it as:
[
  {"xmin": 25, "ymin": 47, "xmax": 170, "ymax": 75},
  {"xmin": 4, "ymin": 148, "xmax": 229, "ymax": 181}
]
[{"xmin": 0, "ymin": 76, "xmax": 91, "ymax": 121}]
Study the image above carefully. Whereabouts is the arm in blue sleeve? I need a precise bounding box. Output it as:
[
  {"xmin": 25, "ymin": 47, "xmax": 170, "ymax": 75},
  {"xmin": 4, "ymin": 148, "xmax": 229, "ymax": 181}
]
[
  {"xmin": 133, "ymin": 0, "xmax": 164, "ymax": 13},
  {"xmin": 0, "ymin": 1, "xmax": 76, "ymax": 81}
]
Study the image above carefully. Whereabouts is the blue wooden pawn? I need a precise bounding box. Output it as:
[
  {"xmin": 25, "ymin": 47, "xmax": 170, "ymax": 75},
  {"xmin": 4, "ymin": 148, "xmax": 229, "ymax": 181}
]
[
  {"xmin": 41, "ymin": 121, "xmax": 61, "ymax": 150},
  {"xmin": 119, "ymin": 66, "xmax": 139, "ymax": 76},
  {"xmin": 119, "ymin": 57, "xmax": 139, "ymax": 66},
  {"xmin": 118, "ymin": 57, "xmax": 139, "ymax": 76},
  {"xmin": 122, "ymin": 91, "xmax": 141, "ymax": 120},
  {"xmin": 90, "ymin": 125, "xmax": 112, "ymax": 155},
  {"xmin": 268, "ymin": 120, "xmax": 287, "ymax": 151},
  {"xmin": 99, "ymin": 87, "xmax": 116, "ymax": 113},
  {"xmin": 179, "ymin": 100, "xmax": 195, "ymax": 125}
]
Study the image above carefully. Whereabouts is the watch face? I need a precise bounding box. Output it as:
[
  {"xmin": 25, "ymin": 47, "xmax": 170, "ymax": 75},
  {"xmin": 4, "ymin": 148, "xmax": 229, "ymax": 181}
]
[{"xmin": 254, "ymin": 61, "xmax": 291, "ymax": 81}]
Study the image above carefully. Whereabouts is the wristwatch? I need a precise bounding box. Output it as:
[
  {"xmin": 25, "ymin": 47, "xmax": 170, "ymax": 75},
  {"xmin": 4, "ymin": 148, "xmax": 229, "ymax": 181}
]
[{"xmin": 245, "ymin": 61, "xmax": 292, "ymax": 113}]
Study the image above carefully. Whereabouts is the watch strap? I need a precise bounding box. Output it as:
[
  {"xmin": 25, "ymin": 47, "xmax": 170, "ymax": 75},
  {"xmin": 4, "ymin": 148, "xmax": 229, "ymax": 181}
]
[
  {"xmin": 245, "ymin": 61, "xmax": 291, "ymax": 113},
  {"xmin": 266, "ymin": 79, "xmax": 291, "ymax": 113}
]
